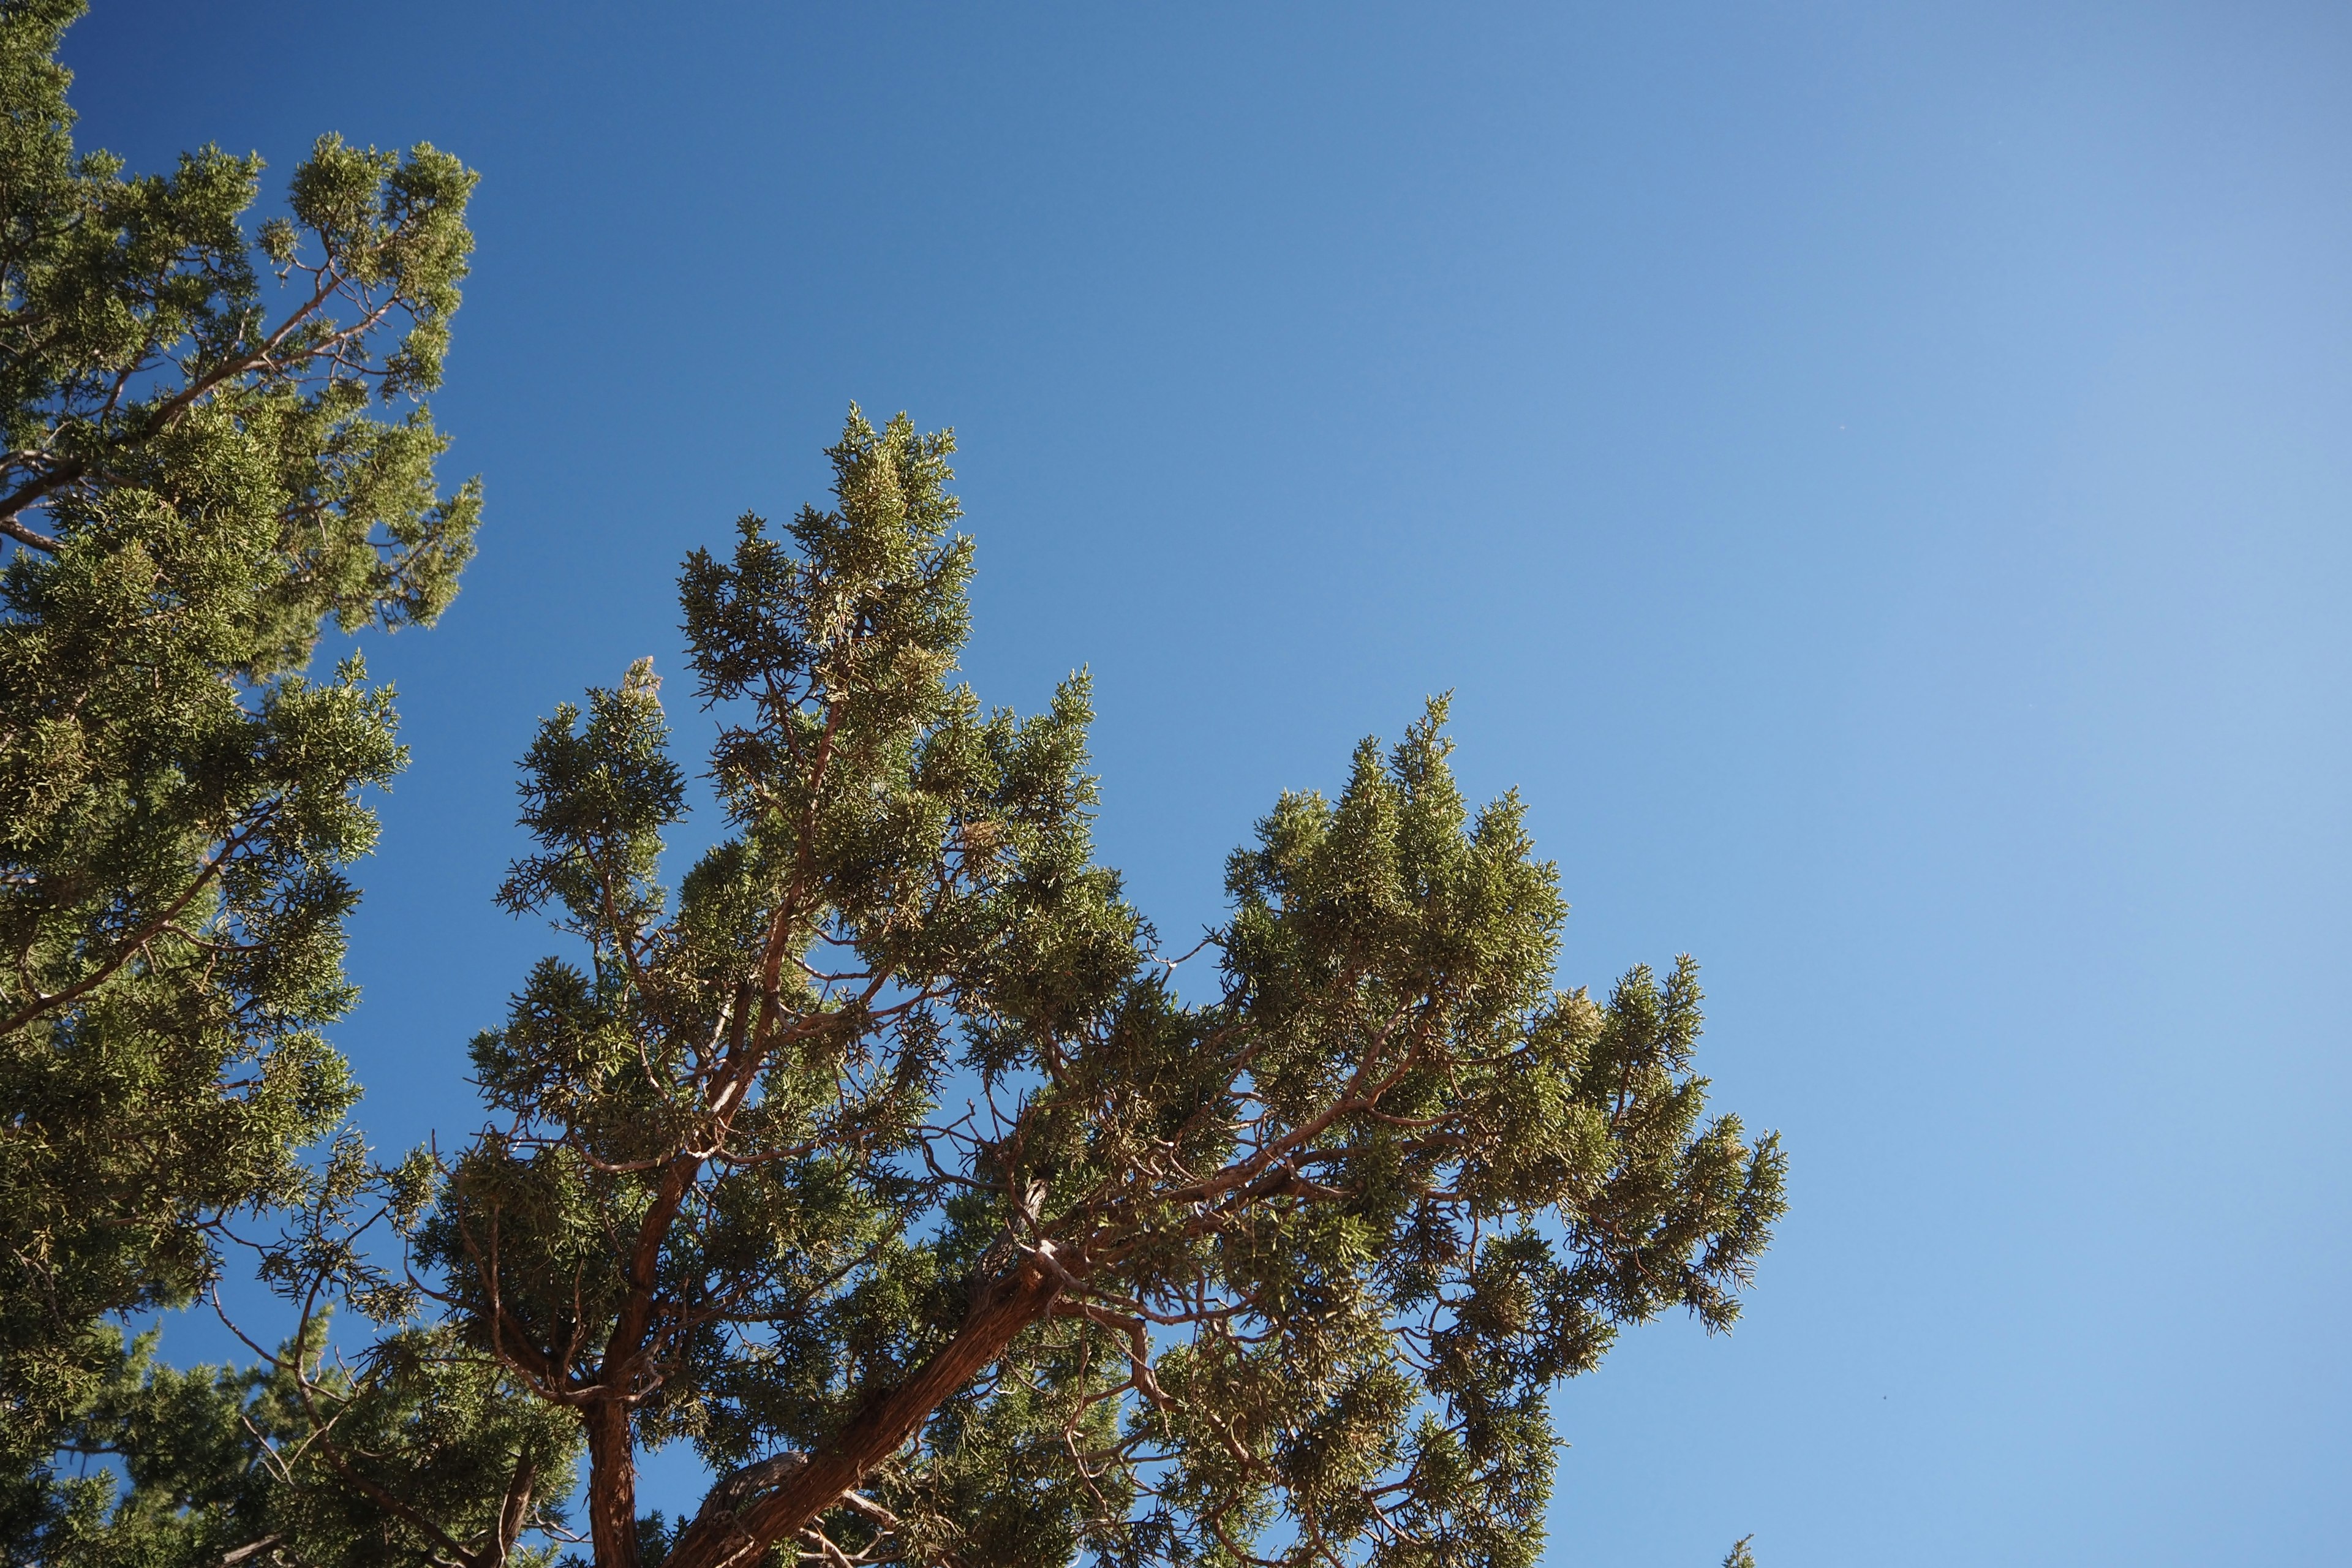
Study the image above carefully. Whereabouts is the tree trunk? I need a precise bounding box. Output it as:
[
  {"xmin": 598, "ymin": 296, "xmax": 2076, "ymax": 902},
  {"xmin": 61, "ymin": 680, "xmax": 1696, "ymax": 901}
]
[
  {"xmin": 660, "ymin": 1256, "xmax": 1064, "ymax": 1568},
  {"xmin": 586, "ymin": 1400, "xmax": 643, "ymax": 1568}
]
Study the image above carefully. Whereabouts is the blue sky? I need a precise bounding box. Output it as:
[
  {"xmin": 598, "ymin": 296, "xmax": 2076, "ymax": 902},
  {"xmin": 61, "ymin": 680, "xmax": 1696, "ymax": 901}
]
[{"xmin": 66, "ymin": 3, "xmax": 2352, "ymax": 1562}]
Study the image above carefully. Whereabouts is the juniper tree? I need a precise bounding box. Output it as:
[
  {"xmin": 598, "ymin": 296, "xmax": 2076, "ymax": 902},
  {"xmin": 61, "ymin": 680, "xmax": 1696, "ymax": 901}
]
[
  {"xmin": 260, "ymin": 409, "xmax": 1785, "ymax": 1568},
  {"xmin": 0, "ymin": 0, "xmax": 482, "ymax": 1537},
  {"xmin": 0, "ymin": 6, "xmax": 1784, "ymax": 1565}
]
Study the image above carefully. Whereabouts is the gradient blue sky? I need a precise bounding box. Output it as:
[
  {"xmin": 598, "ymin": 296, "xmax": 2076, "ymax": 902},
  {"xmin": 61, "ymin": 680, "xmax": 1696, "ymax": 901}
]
[{"xmin": 65, "ymin": 4, "xmax": 2352, "ymax": 1563}]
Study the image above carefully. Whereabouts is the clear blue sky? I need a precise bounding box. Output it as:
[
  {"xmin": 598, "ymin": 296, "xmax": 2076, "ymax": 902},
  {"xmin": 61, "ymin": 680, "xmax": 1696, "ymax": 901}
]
[{"xmin": 66, "ymin": 3, "xmax": 2352, "ymax": 1562}]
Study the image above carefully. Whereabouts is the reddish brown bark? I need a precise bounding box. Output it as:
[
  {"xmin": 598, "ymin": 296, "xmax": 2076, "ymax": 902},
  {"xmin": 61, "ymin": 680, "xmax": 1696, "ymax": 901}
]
[
  {"xmin": 586, "ymin": 1400, "xmax": 644, "ymax": 1568},
  {"xmin": 659, "ymin": 1256, "xmax": 1065, "ymax": 1568}
]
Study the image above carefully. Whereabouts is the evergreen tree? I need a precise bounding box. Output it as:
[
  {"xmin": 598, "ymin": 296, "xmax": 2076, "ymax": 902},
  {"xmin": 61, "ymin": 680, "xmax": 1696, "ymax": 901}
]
[
  {"xmin": 0, "ymin": 8, "xmax": 1787, "ymax": 1564},
  {"xmin": 0, "ymin": 0, "xmax": 483, "ymax": 1550},
  {"xmin": 253, "ymin": 410, "xmax": 1785, "ymax": 1568}
]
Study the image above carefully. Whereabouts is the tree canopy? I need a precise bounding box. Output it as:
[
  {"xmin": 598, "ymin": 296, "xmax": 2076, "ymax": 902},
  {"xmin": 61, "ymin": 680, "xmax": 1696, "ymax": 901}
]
[
  {"xmin": 0, "ymin": 7, "xmax": 1786, "ymax": 1567},
  {"xmin": 0, "ymin": 0, "xmax": 478, "ymax": 1550},
  {"xmin": 221, "ymin": 411, "xmax": 1784, "ymax": 1568}
]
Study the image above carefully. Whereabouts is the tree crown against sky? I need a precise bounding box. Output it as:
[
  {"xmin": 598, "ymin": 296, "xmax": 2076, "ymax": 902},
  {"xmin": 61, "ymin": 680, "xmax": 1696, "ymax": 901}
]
[
  {"xmin": 222, "ymin": 410, "xmax": 1785, "ymax": 1568},
  {"xmin": 0, "ymin": 5, "xmax": 1786, "ymax": 1566},
  {"xmin": 0, "ymin": 0, "xmax": 478, "ymax": 1548}
]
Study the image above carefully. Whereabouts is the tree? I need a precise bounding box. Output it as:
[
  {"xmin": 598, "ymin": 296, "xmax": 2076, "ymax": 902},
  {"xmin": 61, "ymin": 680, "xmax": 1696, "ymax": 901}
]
[
  {"xmin": 0, "ymin": 10, "xmax": 1786, "ymax": 1564},
  {"xmin": 0, "ymin": 0, "xmax": 480, "ymax": 1545},
  {"xmin": 246, "ymin": 409, "xmax": 1785, "ymax": 1568}
]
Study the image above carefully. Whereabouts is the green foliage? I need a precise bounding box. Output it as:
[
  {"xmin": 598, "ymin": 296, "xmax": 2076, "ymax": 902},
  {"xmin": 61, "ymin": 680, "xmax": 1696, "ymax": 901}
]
[
  {"xmin": 14, "ymin": 1317, "xmax": 577, "ymax": 1568},
  {"xmin": 312, "ymin": 408, "xmax": 1785, "ymax": 1568},
  {"xmin": 0, "ymin": 15, "xmax": 1782, "ymax": 1563},
  {"xmin": 0, "ymin": 0, "xmax": 483, "ymax": 1553}
]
